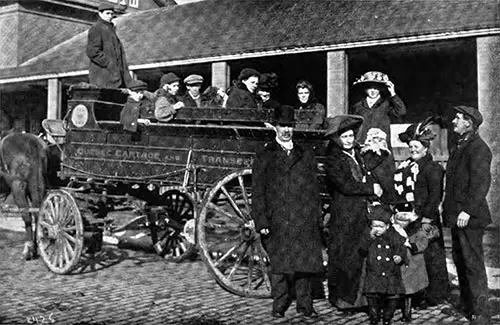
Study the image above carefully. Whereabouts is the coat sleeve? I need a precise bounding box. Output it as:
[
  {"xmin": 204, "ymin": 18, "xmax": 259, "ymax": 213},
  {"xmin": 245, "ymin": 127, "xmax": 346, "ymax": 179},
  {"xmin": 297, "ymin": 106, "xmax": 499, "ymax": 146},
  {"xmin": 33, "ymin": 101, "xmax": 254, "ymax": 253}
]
[
  {"xmin": 252, "ymin": 149, "xmax": 270, "ymax": 231},
  {"xmin": 86, "ymin": 27, "xmax": 110, "ymax": 68},
  {"xmin": 305, "ymin": 149, "xmax": 323, "ymax": 227},
  {"xmin": 463, "ymin": 141, "xmax": 492, "ymax": 216},
  {"xmin": 311, "ymin": 103, "xmax": 326, "ymax": 129},
  {"xmin": 324, "ymin": 154, "xmax": 374, "ymax": 196},
  {"xmin": 418, "ymin": 162, "xmax": 444, "ymax": 222},
  {"xmin": 154, "ymin": 96, "xmax": 176, "ymax": 122},
  {"xmin": 226, "ymin": 90, "xmax": 242, "ymax": 108},
  {"xmin": 358, "ymin": 228, "xmax": 372, "ymax": 257},
  {"xmin": 388, "ymin": 95, "xmax": 406, "ymax": 119}
]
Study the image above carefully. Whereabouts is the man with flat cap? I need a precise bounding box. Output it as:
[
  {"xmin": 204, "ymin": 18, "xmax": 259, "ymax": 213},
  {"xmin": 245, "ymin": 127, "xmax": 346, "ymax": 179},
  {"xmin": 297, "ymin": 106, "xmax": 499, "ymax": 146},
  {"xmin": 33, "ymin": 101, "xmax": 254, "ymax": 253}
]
[
  {"xmin": 443, "ymin": 106, "xmax": 492, "ymax": 325},
  {"xmin": 253, "ymin": 105, "xmax": 323, "ymax": 318},
  {"xmin": 154, "ymin": 72, "xmax": 185, "ymax": 122},
  {"xmin": 182, "ymin": 74, "xmax": 204, "ymax": 107},
  {"xmin": 86, "ymin": 4, "xmax": 133, "ymax": 89}
]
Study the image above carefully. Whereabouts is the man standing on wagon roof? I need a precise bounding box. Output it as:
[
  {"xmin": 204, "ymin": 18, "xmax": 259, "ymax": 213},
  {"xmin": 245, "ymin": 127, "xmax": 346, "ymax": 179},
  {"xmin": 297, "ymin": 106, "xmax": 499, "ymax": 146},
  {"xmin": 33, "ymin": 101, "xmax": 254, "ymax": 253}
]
[
  {"xmin": 86, "ymin": 4, "xmax": 133, "ymax": 89},
  {"xmin": 252, "ymin": 105, "xmax": 324, "ymax": 319}
]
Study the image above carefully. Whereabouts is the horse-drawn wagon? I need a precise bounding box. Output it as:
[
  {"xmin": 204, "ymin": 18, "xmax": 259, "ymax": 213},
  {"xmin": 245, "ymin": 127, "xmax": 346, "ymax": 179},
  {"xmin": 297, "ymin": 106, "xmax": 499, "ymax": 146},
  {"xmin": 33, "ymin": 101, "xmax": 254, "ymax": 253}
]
[{"xmin": 1, "ymin": 85, "xmax": 328, "ymax": 299}]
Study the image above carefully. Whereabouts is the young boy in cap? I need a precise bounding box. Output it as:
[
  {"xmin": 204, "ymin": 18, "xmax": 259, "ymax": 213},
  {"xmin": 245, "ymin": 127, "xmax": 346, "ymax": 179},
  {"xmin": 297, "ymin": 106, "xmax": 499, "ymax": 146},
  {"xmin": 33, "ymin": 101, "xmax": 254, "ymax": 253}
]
[
  {"xmin": 154, "ymin": 72, "xmax": 185, "ymax": 122},
  {"xmin": 182, "ymin": 74, "xmax": 204, "ymax": 108},
  {"xmin": 358, "ymin": 203, "xmax": 407, "ymax": 325}
]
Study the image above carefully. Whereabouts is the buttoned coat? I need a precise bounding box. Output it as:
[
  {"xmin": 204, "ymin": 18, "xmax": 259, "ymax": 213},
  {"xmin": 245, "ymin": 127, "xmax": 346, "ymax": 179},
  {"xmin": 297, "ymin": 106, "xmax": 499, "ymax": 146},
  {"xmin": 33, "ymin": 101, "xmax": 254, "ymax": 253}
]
[
  {"xmin": 324, "ymin": 142, "xmax": 375, "ymax": 304},
  {"xmin": 443, "ymin": 132, "xmax": 492, "ymax": 228},
  {"xmin": 352, "ymin": 95, "xmax": 406, "ymax": 144},
  {"xmin": 86, "ymin": 18, "xmax": 133, "ymax": 89},
  {"xmin": 359, "ymin": 227, "xmax": 407, "ymax": 295},
  {"xmin": 252, "ymin": 141, "xmax": 323, "ymax": 273}
]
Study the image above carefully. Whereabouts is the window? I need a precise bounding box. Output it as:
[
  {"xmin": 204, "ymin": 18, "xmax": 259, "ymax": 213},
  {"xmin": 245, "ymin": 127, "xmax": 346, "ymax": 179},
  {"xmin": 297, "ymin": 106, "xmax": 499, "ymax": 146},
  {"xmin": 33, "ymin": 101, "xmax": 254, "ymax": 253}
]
[
  {"xmin": 108, "ymin": 0, "xmax": 118, "ymax": 3},
  {"xmin": 129, "ymin": 0, "xmax": 139, "ymax": 8},
  {"xmin": 120, "ymin": 0, "xmax": 127, "ymax": 4}
]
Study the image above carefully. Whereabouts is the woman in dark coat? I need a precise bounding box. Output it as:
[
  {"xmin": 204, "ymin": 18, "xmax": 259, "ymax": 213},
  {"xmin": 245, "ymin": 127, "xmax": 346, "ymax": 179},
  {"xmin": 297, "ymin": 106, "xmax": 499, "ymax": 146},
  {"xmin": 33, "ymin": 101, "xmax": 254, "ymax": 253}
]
[
  {"xmin": 351, "ymin": 71, "xmax": 406, "ymax": 146},
  {"xmin": 295, "ymin": 80, "xmax": 326, "ymax": 130},
  {"xmin": 394, "ymin": 118, "xmax": 450, "ymax": 307},
  {"xmin": 253, "ymin": 105, "xmax": 323, "ymax": 318},
  {"xmin": 323, "ymin": 115, "xmax": 383, "ymax": 310},
  {"xmin": 226, "ymin": 68, "xmax": 262, "ymax": 108}
]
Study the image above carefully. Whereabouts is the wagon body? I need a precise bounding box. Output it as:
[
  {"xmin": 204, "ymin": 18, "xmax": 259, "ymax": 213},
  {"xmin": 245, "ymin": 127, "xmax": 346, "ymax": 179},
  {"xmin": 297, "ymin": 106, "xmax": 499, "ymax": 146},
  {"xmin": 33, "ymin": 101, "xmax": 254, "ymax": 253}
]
[{"xmin": 30, "ymin": 86, "xmax": 329, "ymax": 298}]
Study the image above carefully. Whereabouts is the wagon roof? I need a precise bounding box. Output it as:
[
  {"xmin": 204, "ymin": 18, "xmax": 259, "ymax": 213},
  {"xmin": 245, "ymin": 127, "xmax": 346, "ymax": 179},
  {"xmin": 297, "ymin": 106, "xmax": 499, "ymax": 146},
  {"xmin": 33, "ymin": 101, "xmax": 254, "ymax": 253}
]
[{"xmin": 1, "ymin": 0, "xmax": 499, "ymax": 81}]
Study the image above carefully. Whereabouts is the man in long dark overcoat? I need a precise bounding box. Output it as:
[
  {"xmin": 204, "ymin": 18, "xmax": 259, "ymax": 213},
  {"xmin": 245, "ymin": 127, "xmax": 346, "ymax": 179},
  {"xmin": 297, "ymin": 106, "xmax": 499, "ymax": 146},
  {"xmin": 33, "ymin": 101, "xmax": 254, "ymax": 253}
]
[
  {"xmin": 252, "ymin": 105, "xmax": 323, "ymax": 318},
  {"xmin": 86, "ymin": 4, "xmax": 133, "ymax": 89},
  {"xmin": 443, "ymin": 106, "xmax": 492, "ymax": 325}
]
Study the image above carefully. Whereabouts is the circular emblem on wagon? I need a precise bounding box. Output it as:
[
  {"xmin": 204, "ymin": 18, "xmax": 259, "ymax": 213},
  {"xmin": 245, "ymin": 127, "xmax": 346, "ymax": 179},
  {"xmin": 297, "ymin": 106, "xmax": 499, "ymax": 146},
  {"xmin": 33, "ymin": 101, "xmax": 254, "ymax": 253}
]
[{"xmin": 71, "ymin": 104, "xmax": 88, "ymax": 128}]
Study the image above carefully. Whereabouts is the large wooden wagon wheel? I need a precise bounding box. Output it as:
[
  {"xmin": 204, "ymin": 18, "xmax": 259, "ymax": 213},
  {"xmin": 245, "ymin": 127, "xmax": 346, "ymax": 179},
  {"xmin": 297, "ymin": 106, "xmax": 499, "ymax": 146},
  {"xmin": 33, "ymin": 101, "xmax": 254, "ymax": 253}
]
[
  {"xmin": 197, "ymin": 169, "xmax": 271, "ymax": 298},
  {"xmin": 36, "ymin": 189, "xmax": 84, "ymax": 274},
  {"xmin": 150, "ymin": 189, "xmax": 196, "ymax": 262}
]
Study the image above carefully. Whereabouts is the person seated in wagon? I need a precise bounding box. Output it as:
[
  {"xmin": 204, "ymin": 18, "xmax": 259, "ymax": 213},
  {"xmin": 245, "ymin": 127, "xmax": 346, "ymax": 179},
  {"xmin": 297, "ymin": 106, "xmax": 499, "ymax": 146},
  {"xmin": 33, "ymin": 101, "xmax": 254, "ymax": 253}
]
[
  {"xmin": 154, "ymin": 72, "xmax": 185, "ymax": 122},
  {"xmin": 180, "ymin": 74, "xmax": 228, "ymax": 108}
]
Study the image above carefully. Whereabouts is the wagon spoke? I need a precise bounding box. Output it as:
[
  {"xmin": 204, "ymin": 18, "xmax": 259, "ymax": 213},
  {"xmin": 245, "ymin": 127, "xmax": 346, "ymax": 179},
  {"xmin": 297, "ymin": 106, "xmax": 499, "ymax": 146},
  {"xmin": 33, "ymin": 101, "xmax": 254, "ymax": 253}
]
[
  {"xmin": 225, "ymin": 242, "xmax": 249, "ymax": 281},
  {"xmin": 61, "ymin": 226, "xmax": 77, "ymax": 232},
  {"xmin": 246, "ymin": 245, "xmax": 255, "ymax": 291},
  {"xmin": 62, "ymin": 231, "xmax": 77, "ymax": 244},
  {"xmin": 206, "ymin": 202, "xmax": 243, "ymax": 225},
  {"xmin": 237, "ymin": 176, "xmax": 251, "ymax": 218},
  {"xmin": 220, "ymin": 185, "xmax": 246, "ymax": 222},
  {"xmin": 62, "ymin": 237, "xmax": 75, "ymax": 259},
  {"xmin": 214, "ymin": 240, "xmax": 245, "ymax": 267},
  {"xmin": 38, "ymin": 220, "xmax": 52, "ymax": 230},
  {"xmin": 47, "ymin": 199, "xmax": 56, "ymax": 224}
]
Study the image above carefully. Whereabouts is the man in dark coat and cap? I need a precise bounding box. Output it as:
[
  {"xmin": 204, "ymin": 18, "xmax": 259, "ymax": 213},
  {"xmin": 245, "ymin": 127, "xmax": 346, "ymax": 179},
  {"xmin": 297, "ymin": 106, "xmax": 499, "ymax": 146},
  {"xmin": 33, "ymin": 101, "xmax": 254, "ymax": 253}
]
[
  {"xmin": 443, "ymin": 106, "xmax": 492, "ymax": 325},
  {"xmin": 252, "ymin": 105, "xmax": 323, "ymax": 318},
  {"xmin": 86, "ymin": 4, "xmax": 133, "ymax": 89}
]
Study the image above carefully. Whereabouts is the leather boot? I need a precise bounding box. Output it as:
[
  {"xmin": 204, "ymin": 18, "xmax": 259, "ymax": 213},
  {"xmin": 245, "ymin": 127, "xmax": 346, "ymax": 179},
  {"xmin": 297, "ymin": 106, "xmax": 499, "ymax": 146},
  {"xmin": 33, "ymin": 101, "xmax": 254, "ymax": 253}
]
[
  {"xmin": 367, "ymin": 297, "xmax": 380, "ymax": 324},
  {"xmin": 401, "ymin": 297, "xmax": 412, "ymax": 322}
]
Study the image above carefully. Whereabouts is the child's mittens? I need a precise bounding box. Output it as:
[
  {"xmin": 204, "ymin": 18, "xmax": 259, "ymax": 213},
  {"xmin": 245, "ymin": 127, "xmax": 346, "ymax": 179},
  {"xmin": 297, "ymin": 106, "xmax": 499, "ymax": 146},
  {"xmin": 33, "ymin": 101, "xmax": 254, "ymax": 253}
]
[{"xmin": 393, "ymin": 255, "xmax": 402, "ymax": 264}]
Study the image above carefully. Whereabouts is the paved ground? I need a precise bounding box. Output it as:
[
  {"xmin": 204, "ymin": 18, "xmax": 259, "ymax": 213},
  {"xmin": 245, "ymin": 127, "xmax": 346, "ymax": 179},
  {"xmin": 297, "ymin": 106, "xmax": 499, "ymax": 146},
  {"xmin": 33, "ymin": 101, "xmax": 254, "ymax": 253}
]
[{"xmin": 1, "ymin": 220, "xmax": 499, "ymax": 325}]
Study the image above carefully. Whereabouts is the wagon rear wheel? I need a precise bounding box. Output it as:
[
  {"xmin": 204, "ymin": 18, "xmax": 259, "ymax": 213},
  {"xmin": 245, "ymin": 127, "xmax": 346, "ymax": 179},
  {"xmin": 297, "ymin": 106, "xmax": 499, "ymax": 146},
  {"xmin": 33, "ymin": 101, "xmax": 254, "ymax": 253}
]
[
  {"xmin": 37, "ymin": 189, "xmax": 84, "ymax": 274},
  {"xmin": 197, "ymin": 169, "xmax": 271, "ymax": 298},
  {"xmin": 151, "ymin": 190, "xmax": 196, "ymax": 262}
]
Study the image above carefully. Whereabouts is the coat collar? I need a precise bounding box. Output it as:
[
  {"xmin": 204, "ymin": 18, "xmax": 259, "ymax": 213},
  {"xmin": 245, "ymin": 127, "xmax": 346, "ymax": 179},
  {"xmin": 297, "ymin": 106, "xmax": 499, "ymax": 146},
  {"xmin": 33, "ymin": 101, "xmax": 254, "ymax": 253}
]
[{"xmin": 266, "ymin": 140, "xmax": 303, "ymax": 168}]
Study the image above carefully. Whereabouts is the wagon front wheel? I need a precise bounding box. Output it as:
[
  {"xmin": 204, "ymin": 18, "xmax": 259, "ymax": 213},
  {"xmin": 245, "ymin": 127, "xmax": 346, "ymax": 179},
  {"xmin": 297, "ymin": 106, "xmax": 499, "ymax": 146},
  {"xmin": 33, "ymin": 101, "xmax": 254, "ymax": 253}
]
[
  {"xmin": 197, "ymin": 168, "xmax": 271, "ymax": 298},
  {"xmin": 37, "ymin": 189, "xmax": 84, "ymax": 274}
]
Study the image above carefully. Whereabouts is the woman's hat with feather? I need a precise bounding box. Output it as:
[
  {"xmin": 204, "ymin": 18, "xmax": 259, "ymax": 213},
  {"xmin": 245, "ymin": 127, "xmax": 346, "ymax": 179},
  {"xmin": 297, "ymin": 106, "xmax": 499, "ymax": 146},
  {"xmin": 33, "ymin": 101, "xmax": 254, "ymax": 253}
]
[{"xmin": 398, "ymin": 116, "xmax": 437, "ymax": 147}]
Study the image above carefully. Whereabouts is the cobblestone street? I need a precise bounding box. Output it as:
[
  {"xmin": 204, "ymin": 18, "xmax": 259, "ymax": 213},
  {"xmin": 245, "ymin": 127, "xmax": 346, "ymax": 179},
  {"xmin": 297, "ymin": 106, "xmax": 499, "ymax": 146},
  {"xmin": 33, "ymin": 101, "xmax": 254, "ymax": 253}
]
[{"xmin": 1, "ymin": 228, "xmax": 499, "ymax": 325}]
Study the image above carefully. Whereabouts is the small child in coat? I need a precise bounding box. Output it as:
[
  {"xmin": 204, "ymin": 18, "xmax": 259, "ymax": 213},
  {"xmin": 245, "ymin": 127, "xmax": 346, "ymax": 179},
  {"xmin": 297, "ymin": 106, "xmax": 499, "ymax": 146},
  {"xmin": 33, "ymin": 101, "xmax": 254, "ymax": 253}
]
[
  {"xmin": 392, "ymin": 202, "xmax": 431, "ymax": 322},
  {"xmin": 359, "ymin": 203, "xmax": 407, "ymax": 325}
]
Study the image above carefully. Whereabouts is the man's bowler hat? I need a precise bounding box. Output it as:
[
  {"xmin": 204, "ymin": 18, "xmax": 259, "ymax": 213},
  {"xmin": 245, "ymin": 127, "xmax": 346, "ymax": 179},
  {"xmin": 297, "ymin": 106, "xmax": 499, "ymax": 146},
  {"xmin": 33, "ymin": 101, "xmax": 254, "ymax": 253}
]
[
  {"xmin": 453, "ymin": 105, "xmax": 483, "ymax": 127},
  {"xmin": 272, "ymin": 105, "xmax": 295, "ymax": 127}
]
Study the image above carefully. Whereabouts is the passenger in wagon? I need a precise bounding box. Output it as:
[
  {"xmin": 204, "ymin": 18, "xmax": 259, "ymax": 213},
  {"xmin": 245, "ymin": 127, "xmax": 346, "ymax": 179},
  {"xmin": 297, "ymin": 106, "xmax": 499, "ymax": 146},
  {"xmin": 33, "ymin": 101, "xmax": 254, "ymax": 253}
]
[
  {"xmin": 181, "ymin": 74, "xmax": 228, "ymax": 108},
  {"xmin": 294, "ymin": 80, "xmax": 326, "ymax": 130},
  {"xmin": 154, "ymin": 72, "xmax": 185, "ymax": 122},
  {"xmin": 257, "ymin": 72, "xmax": 280, "ymax": 110},
  {"xmin": 253, "ymin": 105, "xmax": 323, "ymax": 319},
  {"xmin": 226, "ymin": 68, "xmax": 262, "ymax": 108},
  {"xmin": 351, "ymin": 71, "xmax": 406, "ymax": 147}
]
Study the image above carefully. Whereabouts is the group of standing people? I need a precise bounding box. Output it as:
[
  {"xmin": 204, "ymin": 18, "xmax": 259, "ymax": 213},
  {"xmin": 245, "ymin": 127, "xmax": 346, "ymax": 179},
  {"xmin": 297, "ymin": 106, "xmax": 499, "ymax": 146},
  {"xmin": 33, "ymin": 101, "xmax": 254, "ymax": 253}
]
[
  {"xmin": 85, "ymin": 6, "xmax": 492, "ymax": 324},
  {"xmin": 253, "ymin": 72, "xmax": 492, "ymax": 325}
]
